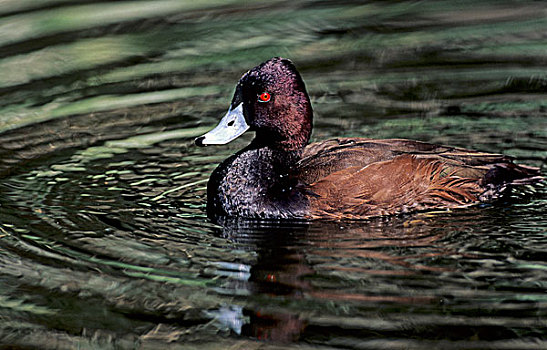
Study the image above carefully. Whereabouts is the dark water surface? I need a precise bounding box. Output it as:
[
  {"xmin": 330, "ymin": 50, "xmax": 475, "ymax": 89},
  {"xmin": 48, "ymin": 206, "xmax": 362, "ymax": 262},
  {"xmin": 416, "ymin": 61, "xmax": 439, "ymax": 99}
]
[{"xmin": 1, "ymin": 1, "xmax": 546, "ymax": 349}]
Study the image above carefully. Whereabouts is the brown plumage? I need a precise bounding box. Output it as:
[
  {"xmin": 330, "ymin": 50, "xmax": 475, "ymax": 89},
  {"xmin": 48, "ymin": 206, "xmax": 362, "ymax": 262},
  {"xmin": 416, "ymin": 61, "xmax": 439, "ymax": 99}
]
[{"xmin": 297, "ymin": 138, "xmax": 541, "ymax": 219}]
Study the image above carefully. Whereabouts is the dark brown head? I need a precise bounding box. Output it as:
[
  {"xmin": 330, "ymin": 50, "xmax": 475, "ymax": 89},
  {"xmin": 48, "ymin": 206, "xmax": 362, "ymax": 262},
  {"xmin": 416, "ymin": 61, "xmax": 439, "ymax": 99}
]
[{"xmin": 195, "ymin": 57, "xmax": 313, "ymax": 151}]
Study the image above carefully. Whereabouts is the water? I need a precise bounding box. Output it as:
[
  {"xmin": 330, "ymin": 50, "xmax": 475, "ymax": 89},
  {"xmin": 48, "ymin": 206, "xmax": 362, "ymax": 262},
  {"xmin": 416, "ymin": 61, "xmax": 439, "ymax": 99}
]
[{"xmin": 0, "ymin": 1, "xmax": 546, "ymax": 348}]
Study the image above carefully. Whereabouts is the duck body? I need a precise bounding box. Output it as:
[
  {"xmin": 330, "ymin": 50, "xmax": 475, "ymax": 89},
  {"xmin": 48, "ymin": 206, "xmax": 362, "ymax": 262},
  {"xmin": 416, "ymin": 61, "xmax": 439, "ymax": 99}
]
[{"xmin": 196, "ymin": 57, "xmax": 542, "ymax": 220}]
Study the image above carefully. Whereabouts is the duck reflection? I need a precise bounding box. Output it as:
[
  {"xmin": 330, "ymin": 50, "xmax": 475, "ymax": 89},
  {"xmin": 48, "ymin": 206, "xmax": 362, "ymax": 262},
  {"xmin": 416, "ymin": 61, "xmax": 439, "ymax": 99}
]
[{"xmin": 209, "ymin": 213, "xmax": 468, "ymax": 342}]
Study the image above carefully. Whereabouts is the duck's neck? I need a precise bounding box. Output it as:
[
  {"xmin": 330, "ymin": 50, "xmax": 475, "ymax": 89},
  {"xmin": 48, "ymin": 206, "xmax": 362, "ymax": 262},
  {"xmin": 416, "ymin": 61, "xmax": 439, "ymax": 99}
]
[
  {"xmin": 253, "ymin": 123, "xmax": 311, "ymax": 152},
  {"xmin": 249, "ymin": 137, "xmax": 306, "ymax": 155}
]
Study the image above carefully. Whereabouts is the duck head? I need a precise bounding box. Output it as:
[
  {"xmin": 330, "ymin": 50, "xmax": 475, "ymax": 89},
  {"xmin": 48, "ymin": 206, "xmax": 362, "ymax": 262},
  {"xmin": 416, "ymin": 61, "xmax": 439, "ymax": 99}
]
[{"xmin": 195, "ymin": 57, "xmax": 313, "ymax": 151}]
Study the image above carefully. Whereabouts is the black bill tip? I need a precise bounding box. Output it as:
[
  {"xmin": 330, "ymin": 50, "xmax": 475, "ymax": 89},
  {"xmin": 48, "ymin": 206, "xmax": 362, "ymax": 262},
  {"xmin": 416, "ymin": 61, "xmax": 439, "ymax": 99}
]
[{"xmin": 195, "ymin": 136, "xmax": 206, "ymax": 147}]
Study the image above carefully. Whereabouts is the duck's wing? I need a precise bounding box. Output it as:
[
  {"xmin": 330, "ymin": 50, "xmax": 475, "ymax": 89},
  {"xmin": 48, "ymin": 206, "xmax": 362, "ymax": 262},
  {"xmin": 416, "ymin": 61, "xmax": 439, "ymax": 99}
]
[
  {"xmin": 306, "ymin": 154, "xmax": 484, "ymax": 219},
  {"xmin": 297, "ymin": 138, "xmax": 541, "ymax": 219},
  {"xmin": 298, "ymin": 138, "xmax": 513, "ymax": 184}
]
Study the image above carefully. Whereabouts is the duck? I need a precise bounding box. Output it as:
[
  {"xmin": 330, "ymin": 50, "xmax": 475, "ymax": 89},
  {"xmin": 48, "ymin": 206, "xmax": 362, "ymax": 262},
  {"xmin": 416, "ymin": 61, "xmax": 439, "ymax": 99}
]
[{"xmin": 195, "ymin": 57, "xmax": 542, "ymax": 220}]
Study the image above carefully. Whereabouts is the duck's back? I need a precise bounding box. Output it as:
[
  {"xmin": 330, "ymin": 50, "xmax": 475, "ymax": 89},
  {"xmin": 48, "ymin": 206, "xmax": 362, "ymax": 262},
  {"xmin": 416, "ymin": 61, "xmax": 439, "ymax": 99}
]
[{"xmin": 297, "ymin": 138, "xmax": 541, "ymax": 220}]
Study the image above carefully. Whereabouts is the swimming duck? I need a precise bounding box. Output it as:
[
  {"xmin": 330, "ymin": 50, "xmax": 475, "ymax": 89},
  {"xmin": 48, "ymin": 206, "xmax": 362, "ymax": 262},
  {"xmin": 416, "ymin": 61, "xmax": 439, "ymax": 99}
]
[{"xmin": 195, "ymin": 57, "xmax": 542, "ymax": 220}]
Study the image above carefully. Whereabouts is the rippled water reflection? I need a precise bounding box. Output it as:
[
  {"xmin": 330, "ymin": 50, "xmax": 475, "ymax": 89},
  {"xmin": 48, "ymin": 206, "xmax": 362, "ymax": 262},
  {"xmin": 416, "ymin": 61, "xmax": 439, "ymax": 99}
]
[{"xmin": 1, "ymin": 1, "xmax": 546, "ymax": 349}]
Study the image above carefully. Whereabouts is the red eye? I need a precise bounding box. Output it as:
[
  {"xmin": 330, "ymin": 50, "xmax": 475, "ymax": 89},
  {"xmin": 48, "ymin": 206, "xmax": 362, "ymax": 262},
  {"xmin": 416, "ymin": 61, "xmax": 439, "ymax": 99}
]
[{"xmin": 258, "ymin": 92, "xmax": 271, "ymax": 102}]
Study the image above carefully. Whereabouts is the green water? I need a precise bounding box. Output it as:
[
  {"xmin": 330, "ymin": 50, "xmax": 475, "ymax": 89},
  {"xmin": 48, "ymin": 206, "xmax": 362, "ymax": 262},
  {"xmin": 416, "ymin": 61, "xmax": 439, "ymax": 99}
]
[{"xmin": 0, "ymin": 1, "xmax": 546, "ymax": 348}]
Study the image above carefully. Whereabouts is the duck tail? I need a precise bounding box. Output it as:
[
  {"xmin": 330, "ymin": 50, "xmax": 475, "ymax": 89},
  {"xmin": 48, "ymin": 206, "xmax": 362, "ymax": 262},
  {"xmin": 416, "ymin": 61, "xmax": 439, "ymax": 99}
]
[{"xmin": 479, "ymin": 162, "xmax": 543, "ymax": 201}]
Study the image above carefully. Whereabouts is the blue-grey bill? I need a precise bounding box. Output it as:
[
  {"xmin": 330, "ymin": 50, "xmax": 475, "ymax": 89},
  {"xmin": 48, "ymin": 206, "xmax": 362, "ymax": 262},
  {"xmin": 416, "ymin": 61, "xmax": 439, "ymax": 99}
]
[{"xmin": 195, "ymin": 103, "xmax": 249, "ymax": 146}]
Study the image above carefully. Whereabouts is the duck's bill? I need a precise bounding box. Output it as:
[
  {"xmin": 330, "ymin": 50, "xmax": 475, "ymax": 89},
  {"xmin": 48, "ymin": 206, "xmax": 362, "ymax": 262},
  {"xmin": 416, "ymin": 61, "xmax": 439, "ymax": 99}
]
[{"xmin": 195, "ymin": 103, "xmax": 249, "ymax": 146}]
